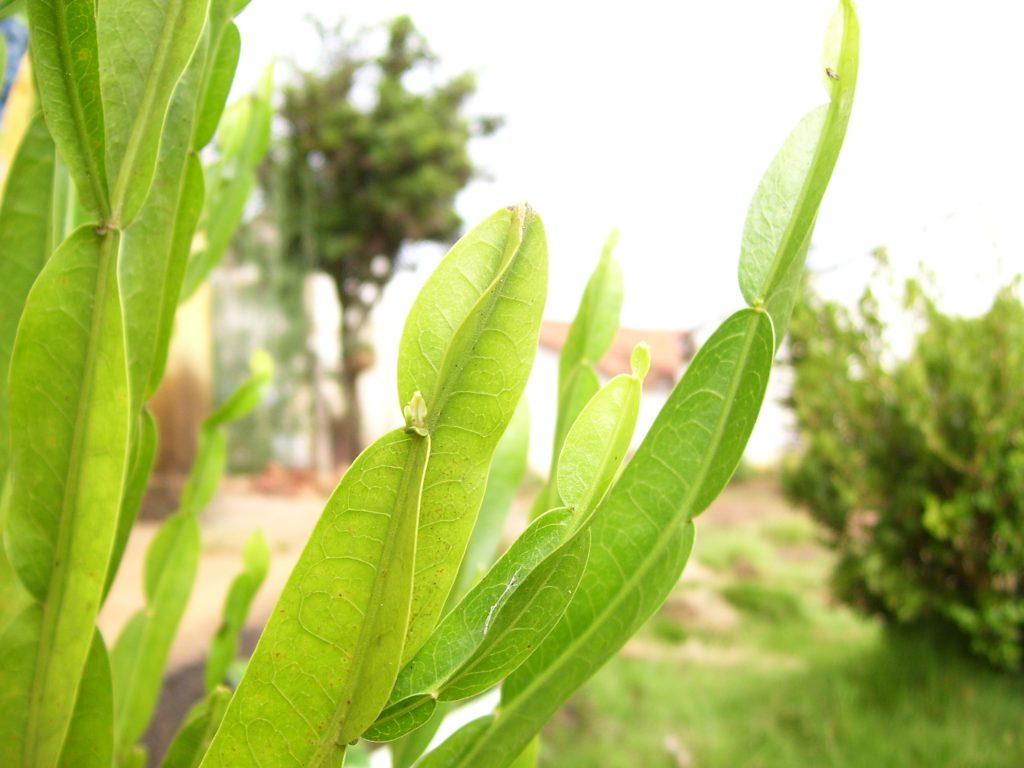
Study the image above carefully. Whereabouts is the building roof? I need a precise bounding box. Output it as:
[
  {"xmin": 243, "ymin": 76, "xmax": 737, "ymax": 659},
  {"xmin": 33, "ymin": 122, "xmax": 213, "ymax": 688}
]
[{"xmin": 538, "ymin": 321, "xmax": 695, "ymax": 390}]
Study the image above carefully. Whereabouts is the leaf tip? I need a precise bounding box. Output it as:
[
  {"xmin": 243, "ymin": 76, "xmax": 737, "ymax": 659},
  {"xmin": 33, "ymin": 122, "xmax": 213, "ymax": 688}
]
[{"xmin": 630, "ymin": 343, "xmax": 651, "ymax": 381}]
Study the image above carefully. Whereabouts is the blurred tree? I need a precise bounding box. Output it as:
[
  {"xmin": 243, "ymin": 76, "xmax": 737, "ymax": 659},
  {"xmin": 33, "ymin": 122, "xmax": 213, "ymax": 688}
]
[{"xmin": 272, "ymin": 16, "xmax": 501, "ymax": 462}]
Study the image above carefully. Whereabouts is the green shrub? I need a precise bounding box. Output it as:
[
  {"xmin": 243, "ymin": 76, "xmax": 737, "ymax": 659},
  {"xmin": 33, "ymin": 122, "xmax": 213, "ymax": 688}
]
[{"xmin": 784, "ymin": 266, "xmax": 1024, "ymax": 669}]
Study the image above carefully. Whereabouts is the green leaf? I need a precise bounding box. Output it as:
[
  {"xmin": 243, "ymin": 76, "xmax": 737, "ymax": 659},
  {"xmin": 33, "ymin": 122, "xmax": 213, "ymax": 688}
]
[
  {"xmin": 557, "ymin": 344, "xmax": 648, "ymax": 529},
  {"xmin": 0, "ymin": 466, "xmax": 26, "ymax": 639},
  {"xmin": 180, "ymin": 350, "xmax": 272, "ymax": 515},
  {"xmin": 161, "ymin": 687, "xmax": 231, "ymax": 768},
  {"xmin": 203, "ymin": 429, "xmax": 430, "ymax": 765},
  {"xmin": 453, "ymin": 397, "xmax": 530, "ymax": 599},
  {"xmin": 110, "ymin": 511, "xmax": 201, "ymax": 751},
  {"xmin": 0, "ymin": 1, "xmax": 18, "ymax": 21},
  {"xmin": 558, "ymin": 230, "xmax": 623, "ymax": 382},
  {"xmin": 1, "ymin": 226, "xmax": 130, "ymax": 767},
  {"xmin": 58, "ymin": 630, "xmax": 113, "ymax": 768},
  {"xmin": 0, "ymin": 113, "xmax": 57, "ymax": 482},
  {"xmin": 418, "ymin": 716, "xmax": 494, "ymax": 768},
  {"xmin": 388, "ymin": 508, "xmax": 574, "ymax": 708},
  {"xmin": 105, "ymin": 407, "xmax": 158, "ymax": 598},
  {"xmin": 529, "ymin": 363, "xmax": 600, "ymax": 519},
  {"xmin": 533, "ymin": 235, "xmax": 622, "ymax": 518},
  {"xmin": 203, "ymin": 530, "xmax": 270, "ymax": 691},
  {"xmin": 397, "ymin": 205, "xmax": 547, "ymax": 657},
  {"xmin": 98, "ymin": 0, "xmax": 209, "ymax": 224},
  {"xmin": 389, "ymin": 704, "xmax": 446, "ymax": 768},
  {"xmin": 121, "ymin": 747, "xmax": 148, "ymax": 768},
  {"xmin": 436, "ymin": 310, "xmax": 775, "ymax": 767},
  {"xmin": 204, "ymin": 348, "xmax": 274, "ymax": 427},
  {"xmin": 0, "ymin": 606, "xmax": 43, "ymax": 765},
  {"xmin": 179, "ymin": 427, "xmax": 227, "ymax": 516},
  {"xmin": 26, "ymin": 0, "xmax": 110, "ymax": 217},
  {"xmin": 440, "ymin": 529, "xmax": 588, "ymax": 702},
  {"xmin": 121, "ymin": 38, "xmax": 210, "ymax": 409},
  {"xmin": 509, "ymin": 738, "xmax": 540, "ymax": 768},
  {"xmin": 364, "ymin": 695, "xmax": 437, "ymax": 743},
  {"xmin": 738, "ymin": 0, "xmax": 859, "ymax": 343},
  {"xmin": 193, "ymin": 20, "xmax": 240, "ymax": 150},
  {"xmin": 181, "ymin": 67, "xmax": 273, "ymax": 299}
]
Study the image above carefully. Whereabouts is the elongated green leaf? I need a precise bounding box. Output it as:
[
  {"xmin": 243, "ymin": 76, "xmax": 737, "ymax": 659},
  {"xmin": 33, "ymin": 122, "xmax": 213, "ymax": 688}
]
[
  {"xmin": 58, "ymin": 630, "xmax": 113, "ymax": 768},
  {"xmin": 180, "ymin": 351, "xmax": 272, "ymax": 515},
  {"xmin": 0, "ymin": 113, "xmax": 56, "ymax": 482},
  {"xmin": 509, "ymin": 738, "xmax": 539, "ymax": 768},
  {"xmin": 204, "ymin": 530, "xmax": 270, "ymax": 691},
  {"xmin": 389, "ymin": 509, "xmax": 574, "ymax": 706},
  {"xmin": 1, "ymin": 225, "xmax": 130, "ymax": 767},
  {"xmin": 441, "ymin": 529, "xmax": 588, "ymax": 702},
  {"xmin": 398, "ymin": 205, "xmax": 547, "ymax": 657},
  {"xmin": 364, "ymin": 694, "xmax": 437, "ymax": 743},
  {"xmin": 203, "ymin": 429, "xmax": 430, "ymax": 765},
  {"xmin": 105, "ymin": 407, "xmax": 158, "ymax": 597},
  {"xmin": 26, "ymin": 0, "xmax": 110, "ymax": 217},
  {"xmin": 557, "ymin": 344, "xmax": 648, "ymax": 529},
  {"xmin": 181, "ymin": 67, "xmax": 273, "ymax": 299},
  {"xmin": 389, "ymin": 705, "xmax": 446, "ymax": 768},
  {"xmin": 453, "ymin": 397, "xmax": 530, "ymax": 598},
  {"xmin": 533, "ymin": 236, "xmax": 622, "ymax": 517},
  {"xmin": 738, "ymin": 0, "xmax": 859, "ymax": 342},
  {"xmin": 438, "ymin": 310, "xmax": 774, "ymax": 767},
  {"xmin": 121, "ymin": 35, "xmax": 210, "ymax": 409},
  {"xmin": 529, "ymin": 362, "xmax": 600, "ymax": 519},
  {"xmin": 558, "ymin": 231, "xmax": 623, "ymax": 382},
  {"xmin": 122, "ymin": 747, "xmax": 148, "ymax": 768},
  {"xmin": 161, "ymin": 687, "xmax": 231, "ymax": 768},
  {"xmin": 0, "ymin": 605, "xmax": 42, "ymax": 765},
  {"xmin": 0, "ymin": 527, "xmax": 31, "ymax": 636},
  {"xmin": 419, "ymin": 716, "xmax": 493, "ymax": 768},
  {"xmin": 111, "ymin": 511, "xmax": 201, "ymax": 751},
  {"xmin": 98, "ymin": 0, "xmax": 209, "ymax": 224},
  {"xmin": 205, "ymin": 348, "xmax": 274, "ymax": 427},
  {"xmin": 193, "ymin": 20, "xmax": 240, "ymax": 150}
]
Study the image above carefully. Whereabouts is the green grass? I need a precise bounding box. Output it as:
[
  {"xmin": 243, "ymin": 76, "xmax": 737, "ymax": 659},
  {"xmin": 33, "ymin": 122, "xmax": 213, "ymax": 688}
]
[{"xmin": 540, "ymin": 483, "xmax": 1024, "ymax": 767}]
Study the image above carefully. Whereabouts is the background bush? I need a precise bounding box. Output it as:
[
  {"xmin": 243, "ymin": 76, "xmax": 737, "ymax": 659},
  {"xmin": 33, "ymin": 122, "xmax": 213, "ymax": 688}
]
[{"xmin": 783, "ymin": 262, "xmax": 1024, "ymax": 669}]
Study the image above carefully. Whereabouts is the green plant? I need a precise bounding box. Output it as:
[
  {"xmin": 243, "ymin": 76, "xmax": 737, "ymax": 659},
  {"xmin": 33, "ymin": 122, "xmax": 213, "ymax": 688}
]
[
  {"xmin": 272, "ymin": 15, "xmax": 501, "ymax": 461},
  {"xmin": 0, "ymin": 0, "xmax": 271, "ymax": 764},
  {"xmin": 0, "ymin": 1, "xmax": 859, "ymax": 766},
  {"xmin": 784, "ymin": 264, "xmax": 1024, "ymax": 669}
]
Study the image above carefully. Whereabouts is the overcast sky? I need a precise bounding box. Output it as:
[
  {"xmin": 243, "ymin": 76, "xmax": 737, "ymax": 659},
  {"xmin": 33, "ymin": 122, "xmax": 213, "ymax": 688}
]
[{"xmin": 234, "ymin": 1, "xmax": 1024, "ymax": 330}]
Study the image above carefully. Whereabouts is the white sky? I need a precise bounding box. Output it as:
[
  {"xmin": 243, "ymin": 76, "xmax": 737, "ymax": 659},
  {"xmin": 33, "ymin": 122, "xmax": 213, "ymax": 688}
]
[{"xmin": 235, "ymin": 0, "xmax": 1024, "ymax": 330}]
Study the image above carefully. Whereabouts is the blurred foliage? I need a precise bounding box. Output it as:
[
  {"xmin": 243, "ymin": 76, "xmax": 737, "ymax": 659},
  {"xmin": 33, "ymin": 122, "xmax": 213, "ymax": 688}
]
[
  {"xmin": 783, "ymin": 258, "xmax": 1024, "ymax": 669},
  {"xmin": 269, "ymin": 15, "xmax": 500, "ymax": 459},
  {"xmin": 543, "ymin": 483, "xmax": 1024, "ymax": 768}
]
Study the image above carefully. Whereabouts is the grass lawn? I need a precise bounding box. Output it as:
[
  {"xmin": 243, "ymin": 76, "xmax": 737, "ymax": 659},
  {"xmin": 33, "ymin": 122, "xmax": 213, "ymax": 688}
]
[{"xmin": 540, "ymin": 480, "xmax": 1024, "ymax": 767}]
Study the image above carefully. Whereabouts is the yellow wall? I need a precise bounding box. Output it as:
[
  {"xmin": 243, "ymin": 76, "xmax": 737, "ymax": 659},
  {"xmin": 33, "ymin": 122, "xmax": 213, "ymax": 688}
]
[{"xmin": 0, "ymin": 58, "xmax": 34, "ymax": 178}]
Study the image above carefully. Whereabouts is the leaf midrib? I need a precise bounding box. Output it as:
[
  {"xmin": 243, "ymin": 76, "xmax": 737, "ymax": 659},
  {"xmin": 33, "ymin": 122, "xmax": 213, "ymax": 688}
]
[
  {"xmin": 425, "ymin": 210, "xmax": 525, "ymax": 433},
  {"xmin": 50, "ymin": 0, "xmax": 109, "ymax": 219},
  {"xmin": 453, "ymin": 312, "xmax": 764, "ymax": 768},
  {"xmin": 758, "ymin": 7, "xmax": 856, "ymax": 303},
  {"xmin": 444, "ymin": 532, "xmax": 586, "ymax": 699},
  {"xmin": 307, "ymin": 433, "xmax": 428, "ymax": 764},
  {"xmin": 24, "ymin": 230, "xmax": 121, "ymax": 767},
  {"xmin": 109, "ymin": 0, "xmax": 190, "ymax": 221}
]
